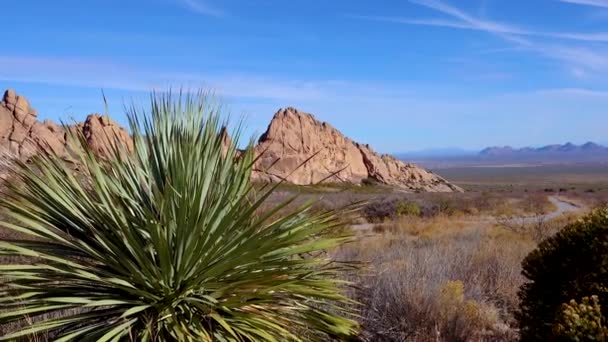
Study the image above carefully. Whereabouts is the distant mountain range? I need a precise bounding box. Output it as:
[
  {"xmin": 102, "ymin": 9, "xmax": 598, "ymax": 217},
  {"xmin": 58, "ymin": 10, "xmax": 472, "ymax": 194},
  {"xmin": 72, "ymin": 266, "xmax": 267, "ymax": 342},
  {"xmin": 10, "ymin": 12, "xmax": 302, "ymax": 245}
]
[
  {"xmin": 480, "ymin": 142, "xmax": 608, "ymax": 156},
  {"xmin": 398, "ymin": 142, "xmax": 608, "ymax": 168},
  {"xmin": 396, "ymin": 148, "xmax": 477, "ymax": 158}
]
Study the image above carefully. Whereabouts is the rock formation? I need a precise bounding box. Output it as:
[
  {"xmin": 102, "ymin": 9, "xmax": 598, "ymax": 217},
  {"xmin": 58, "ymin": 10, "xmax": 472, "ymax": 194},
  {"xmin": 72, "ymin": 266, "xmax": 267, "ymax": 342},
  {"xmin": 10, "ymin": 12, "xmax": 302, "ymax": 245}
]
[
  {"xmin": 253, "ymin": 108, "xmax": 369, "ymax": 184},
  {"xmin": 252, "ymin": 107, "xmax": 462, "ymax": 192},
  {"xmin": 0, "ymin": 89, "xmax": 132, "ymax": 161},
  {"xmin": 80, "ymin": 114, "xmax": 133, "ymax": 157},
  {"xmin": 0, "ymin": 89, "xmax": 65, "ymax": 159},
  {"xmin": 0, "ymin": 89, "xmax": 461, "ymax": 192}
]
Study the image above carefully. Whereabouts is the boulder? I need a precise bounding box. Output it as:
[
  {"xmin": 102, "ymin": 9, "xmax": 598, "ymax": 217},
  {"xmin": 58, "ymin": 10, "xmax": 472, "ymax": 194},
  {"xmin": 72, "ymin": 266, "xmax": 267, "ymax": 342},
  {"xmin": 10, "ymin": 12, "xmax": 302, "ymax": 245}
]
[{"xmin": 81, "ymin": 114, "xmax": 133, "ymax": 157}]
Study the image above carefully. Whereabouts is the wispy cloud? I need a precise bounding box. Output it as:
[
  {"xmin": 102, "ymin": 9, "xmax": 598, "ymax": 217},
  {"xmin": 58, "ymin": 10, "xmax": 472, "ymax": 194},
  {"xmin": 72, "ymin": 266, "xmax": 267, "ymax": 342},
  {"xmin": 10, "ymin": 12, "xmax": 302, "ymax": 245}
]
[
  {"xmin": 535, "ymin": 87, "xmax": 608, "ymax": 97},
  {"xmin": 371, "ymin": 15, "xmax": 608, "ymax": 43},
  {"xmin": 546, "ymin": 45, "xmax": 608, "ymax": 75},
  {"xmin": 354, "ymin": 1, "xmax": 608, "ymax": 43},
  {"xmin": 353, "ymin": 0, "xmax": 608, "ymax": 75},
  {"xmin": 558, "ymin": 0, "xmax": 608, "ymax": 8},
  {"xmin": 0, "ymin": 55, "xmax": 402, "ymax": 103},
  {"xmin": 406, "ymin": 0, "xmax": 531, "ymax": 44},
  {"xmin": 349, "ymin": 15, "xmax": 504, "ymax": 32},
  {"xmin": 0, "ymin": 56, "xmax": 317, "ymax": 100},
  {"xmin": 179, "ymin": 0, "xmax": 223, "ymax": 17}
]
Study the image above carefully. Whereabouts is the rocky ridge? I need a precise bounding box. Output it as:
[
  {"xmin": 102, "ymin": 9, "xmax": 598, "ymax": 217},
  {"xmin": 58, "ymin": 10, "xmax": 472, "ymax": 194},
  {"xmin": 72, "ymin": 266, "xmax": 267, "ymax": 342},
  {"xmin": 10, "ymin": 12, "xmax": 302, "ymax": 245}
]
[
  {"xmin": 0, "ymin": 90, "xmax": 461, "ymax": 192},
  {"xmin": 252, "ymin": 107, "xmax": 462, "ymax": 192},
  {"xmin": 0, "ymin": 89, "xmax": 131, "ymax": 161}
]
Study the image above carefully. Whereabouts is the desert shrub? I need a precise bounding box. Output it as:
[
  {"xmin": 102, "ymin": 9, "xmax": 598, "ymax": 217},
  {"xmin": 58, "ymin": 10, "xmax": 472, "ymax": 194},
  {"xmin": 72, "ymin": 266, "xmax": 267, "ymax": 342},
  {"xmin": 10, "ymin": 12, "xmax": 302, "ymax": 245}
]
[
  {"xmin": 554, "ymin": 296, "xmax": 608, "ymax": 341},
  {"xmin": 415, "ymin": 197, "xmax": 458, "ymax": 218},
  {"xmin": 362, "ymin": 198, "xmax": 395, "ymax": 222},
  {"xmin": 436, "ymin": 280, "xmax": 500, "ymax": 341},
  {"xmin": 363, "ymin": 198, "xmax": 420, "ymax": 222},
  {"xmin": 395, "ymin": 200, "xmax": 421, "ymax": 217},
  {"xmin": 433, "ymin": 197, "xmax": 459, "ymax": 216},
  {"xmin": 518, "ymin": 208, "xmax": 608, "ymax": 341},
  {"xmin": 0, "ymin": 93, "xmax": 358, "ymax": 340}
]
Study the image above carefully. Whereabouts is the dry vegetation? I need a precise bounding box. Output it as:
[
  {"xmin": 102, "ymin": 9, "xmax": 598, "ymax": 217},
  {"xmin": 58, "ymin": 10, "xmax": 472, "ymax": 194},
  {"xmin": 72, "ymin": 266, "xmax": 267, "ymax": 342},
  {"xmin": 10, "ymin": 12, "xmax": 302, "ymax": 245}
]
[
  {"xmin": 335, "ymin": 212, "xmax": 585, "ymax": 341},
  {"xmin": 2, "ymin": 161, "xmax": 608, "ymax": 341},
  {"xmin": 285, "ymin": 169, "xmax": 608, "ymax": 341}
]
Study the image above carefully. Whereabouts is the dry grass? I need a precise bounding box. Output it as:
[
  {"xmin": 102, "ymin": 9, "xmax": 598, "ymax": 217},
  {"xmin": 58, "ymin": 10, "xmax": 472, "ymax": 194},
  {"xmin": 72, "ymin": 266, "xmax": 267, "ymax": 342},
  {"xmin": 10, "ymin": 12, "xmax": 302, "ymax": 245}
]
[
  {"xmin": 335, "ymin": 212, "xmax": 583, "ymax": 341},
  {"xmin": 1, "ymin": 155, "xmax": 603, "ymax": 341},
  {"xmin": 1, "ymin": 191, "xmax": 582, "ymax": 341}
]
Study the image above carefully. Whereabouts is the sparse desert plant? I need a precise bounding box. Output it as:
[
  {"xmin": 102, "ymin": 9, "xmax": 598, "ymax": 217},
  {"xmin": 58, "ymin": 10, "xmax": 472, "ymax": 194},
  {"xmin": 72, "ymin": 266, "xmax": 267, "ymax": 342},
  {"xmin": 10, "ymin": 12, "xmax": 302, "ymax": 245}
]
[
  {"xmin": 395, "ymin": 200, "xmax": 421, "ymax": 217},
  {"xmin": 518, "ymin": 208, "xmax": 608, "ymax": 341},
  {"xmin": 362, "ymin": 198, "xmax": 398, "ymax": 222},
  {"xmin": 0, "ymin": 92, "xmax": 358, "ymax": 341},
  {"xmin": 363, "ymin": 198, "xmax": 422, "ymax": 222},
  {"xmin": 435, "ymin": 280, "xmax": 501, "ymax": 341},
  {"xmin": 554, "ymin": 295, "xmax": 608, "ymax": 341}
]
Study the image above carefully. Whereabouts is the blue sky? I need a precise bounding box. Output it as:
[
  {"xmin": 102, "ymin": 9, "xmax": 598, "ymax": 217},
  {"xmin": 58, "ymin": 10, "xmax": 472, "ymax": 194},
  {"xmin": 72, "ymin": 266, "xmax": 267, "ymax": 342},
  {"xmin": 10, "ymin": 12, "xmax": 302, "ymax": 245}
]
[{"xmin": 2, "ymin": 0, "xmax": 608, "ymax": 152}]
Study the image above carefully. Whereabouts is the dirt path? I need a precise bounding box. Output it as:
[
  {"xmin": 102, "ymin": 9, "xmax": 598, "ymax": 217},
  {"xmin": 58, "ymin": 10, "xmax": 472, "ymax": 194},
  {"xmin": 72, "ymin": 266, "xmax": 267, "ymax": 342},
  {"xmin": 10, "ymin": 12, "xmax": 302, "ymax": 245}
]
[
  {"xmin": 352, "ymin": 196, "xmax": 584, "ymax": 232},
  {"xmin": 502, "ymin": 196, "xmax": 581, "ymax": 225}
]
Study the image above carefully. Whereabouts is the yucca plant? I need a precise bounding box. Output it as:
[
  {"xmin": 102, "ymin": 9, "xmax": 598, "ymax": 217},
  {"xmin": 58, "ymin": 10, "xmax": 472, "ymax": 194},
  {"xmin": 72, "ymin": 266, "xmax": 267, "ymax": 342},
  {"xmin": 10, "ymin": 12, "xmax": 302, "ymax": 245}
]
[{"xmin": 0, "ymin": 92, "xmax": 359, "ymax": 341}]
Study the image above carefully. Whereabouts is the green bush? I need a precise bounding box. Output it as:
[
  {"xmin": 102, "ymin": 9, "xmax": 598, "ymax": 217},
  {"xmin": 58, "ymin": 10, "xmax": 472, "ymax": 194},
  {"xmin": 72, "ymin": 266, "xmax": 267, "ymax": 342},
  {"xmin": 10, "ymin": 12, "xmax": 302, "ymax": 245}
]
[
  {"xmin": 554, "ymin": 296, "xmax": 608, "ymax": 341},
  {"xmin": 518, "ymin": 208, "xmax": 608, "ymax": 341},
  {"xmin": 395, "ymin": 200, "xmax": 421, "ymax": 217},
  {"xmin": 0, "ymin": 92, "xmax": 358, "ymax": 341}
]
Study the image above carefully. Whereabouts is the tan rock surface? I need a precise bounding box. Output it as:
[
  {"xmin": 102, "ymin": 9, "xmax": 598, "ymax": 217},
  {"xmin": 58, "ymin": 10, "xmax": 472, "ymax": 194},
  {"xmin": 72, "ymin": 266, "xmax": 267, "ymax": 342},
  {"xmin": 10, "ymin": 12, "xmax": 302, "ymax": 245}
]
[
  {"xmin": 253, "ymin": 107, "xmax": 462, "ymax": 192},
  {"xmin": 253, "ymin": 107, "xmax": 369, "ymax": 184},
  {"xmin": 0, "ymin": 89, "xmax": 132, "ymax": 160},
  {"xmin": 0, "ymin": 89, "xmax": 65, "ymax": 159},
  {"xmin": 82, "ymin": 114, "xmax": 133, "ymax": 157}
]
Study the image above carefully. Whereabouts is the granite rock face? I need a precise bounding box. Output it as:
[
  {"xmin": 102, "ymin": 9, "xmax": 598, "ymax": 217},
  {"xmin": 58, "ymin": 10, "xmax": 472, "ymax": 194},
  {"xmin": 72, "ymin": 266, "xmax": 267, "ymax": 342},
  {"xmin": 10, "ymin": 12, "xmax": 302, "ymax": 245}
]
[
  {"xmin": 0, "ymin": 89, "xmax": 68, "ymax": 159},
  {"xmin": 252, "ymin": 107, "xmax": 462, "ymax": 192},
  {"xmin": 252, "ymin": 108, "xmax": 369, "ymax": 184},
  {"xmin": 81, "ymin": 114, "xmax": 132, "ymax": 157},
  {"xmin": 0, "ymin": 89, "xmax": 132, "ymax": 161}
]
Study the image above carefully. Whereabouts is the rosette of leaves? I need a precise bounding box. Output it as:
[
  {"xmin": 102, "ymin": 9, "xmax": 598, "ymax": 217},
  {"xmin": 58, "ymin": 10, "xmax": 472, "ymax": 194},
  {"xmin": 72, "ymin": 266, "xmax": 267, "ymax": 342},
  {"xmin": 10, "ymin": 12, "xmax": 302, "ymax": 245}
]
[{"xmin": 0, "ymin": 92, "xmax": 359, "ymax": 341}]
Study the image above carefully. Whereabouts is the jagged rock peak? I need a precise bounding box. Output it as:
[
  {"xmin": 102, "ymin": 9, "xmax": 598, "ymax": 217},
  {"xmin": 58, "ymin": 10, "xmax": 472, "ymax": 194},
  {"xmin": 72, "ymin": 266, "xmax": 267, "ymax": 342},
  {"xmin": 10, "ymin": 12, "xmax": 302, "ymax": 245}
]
[
  {"xmin": 0, "ymin": 89, "xmax": 64, "ymax": 159},
  {"xmin": 252, "ymin": 107, "xmax": 462, "ymax": 192},
  {"xmin": 81, "ymin": 114, "xmax": 133, "ymax": 157},
  {"xmin": 0, "ymin": 89, "xmax": 132, "ymax": 160}
]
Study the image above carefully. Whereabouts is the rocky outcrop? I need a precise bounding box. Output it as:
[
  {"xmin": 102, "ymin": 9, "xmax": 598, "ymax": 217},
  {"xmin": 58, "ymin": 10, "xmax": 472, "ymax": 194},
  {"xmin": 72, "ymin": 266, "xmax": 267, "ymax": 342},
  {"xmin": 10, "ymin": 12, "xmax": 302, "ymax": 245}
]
[
  {"xmin": 81, "ymin": 114, "xmax": 132, "ymax": 157},
  {"xmin": 359, "ymin": 144, "xmax": 459, "ymax": 192},
  {"xmin": 0, "ymin": 89, "xmax": 131, "ymax": 161},
  {"xmin": 0, "ymin": 89, "xmax": 69, "ymax": 159},
  {"xmin": 252, "ymin": 107, "xmax": 462, "ymax": 192},
  {"xmin": 0, "ymin": 89, "xmax": 461, "ymax": 192},
  {"xmin": 253, "ymin": 108, "xmax": 369, "ymax": 184}
]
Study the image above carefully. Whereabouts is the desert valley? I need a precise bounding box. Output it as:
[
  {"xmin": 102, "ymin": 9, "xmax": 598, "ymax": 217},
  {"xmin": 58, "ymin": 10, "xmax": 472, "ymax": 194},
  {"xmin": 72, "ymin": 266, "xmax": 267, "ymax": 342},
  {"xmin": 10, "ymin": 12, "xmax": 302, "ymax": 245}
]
[
  {"xmin": 1, "ymin": 88, "xmax": 606, "ymax": 341},
  {"xmin": 2, "ymin": 1, "xmax": 608, "ymax": 341}
]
